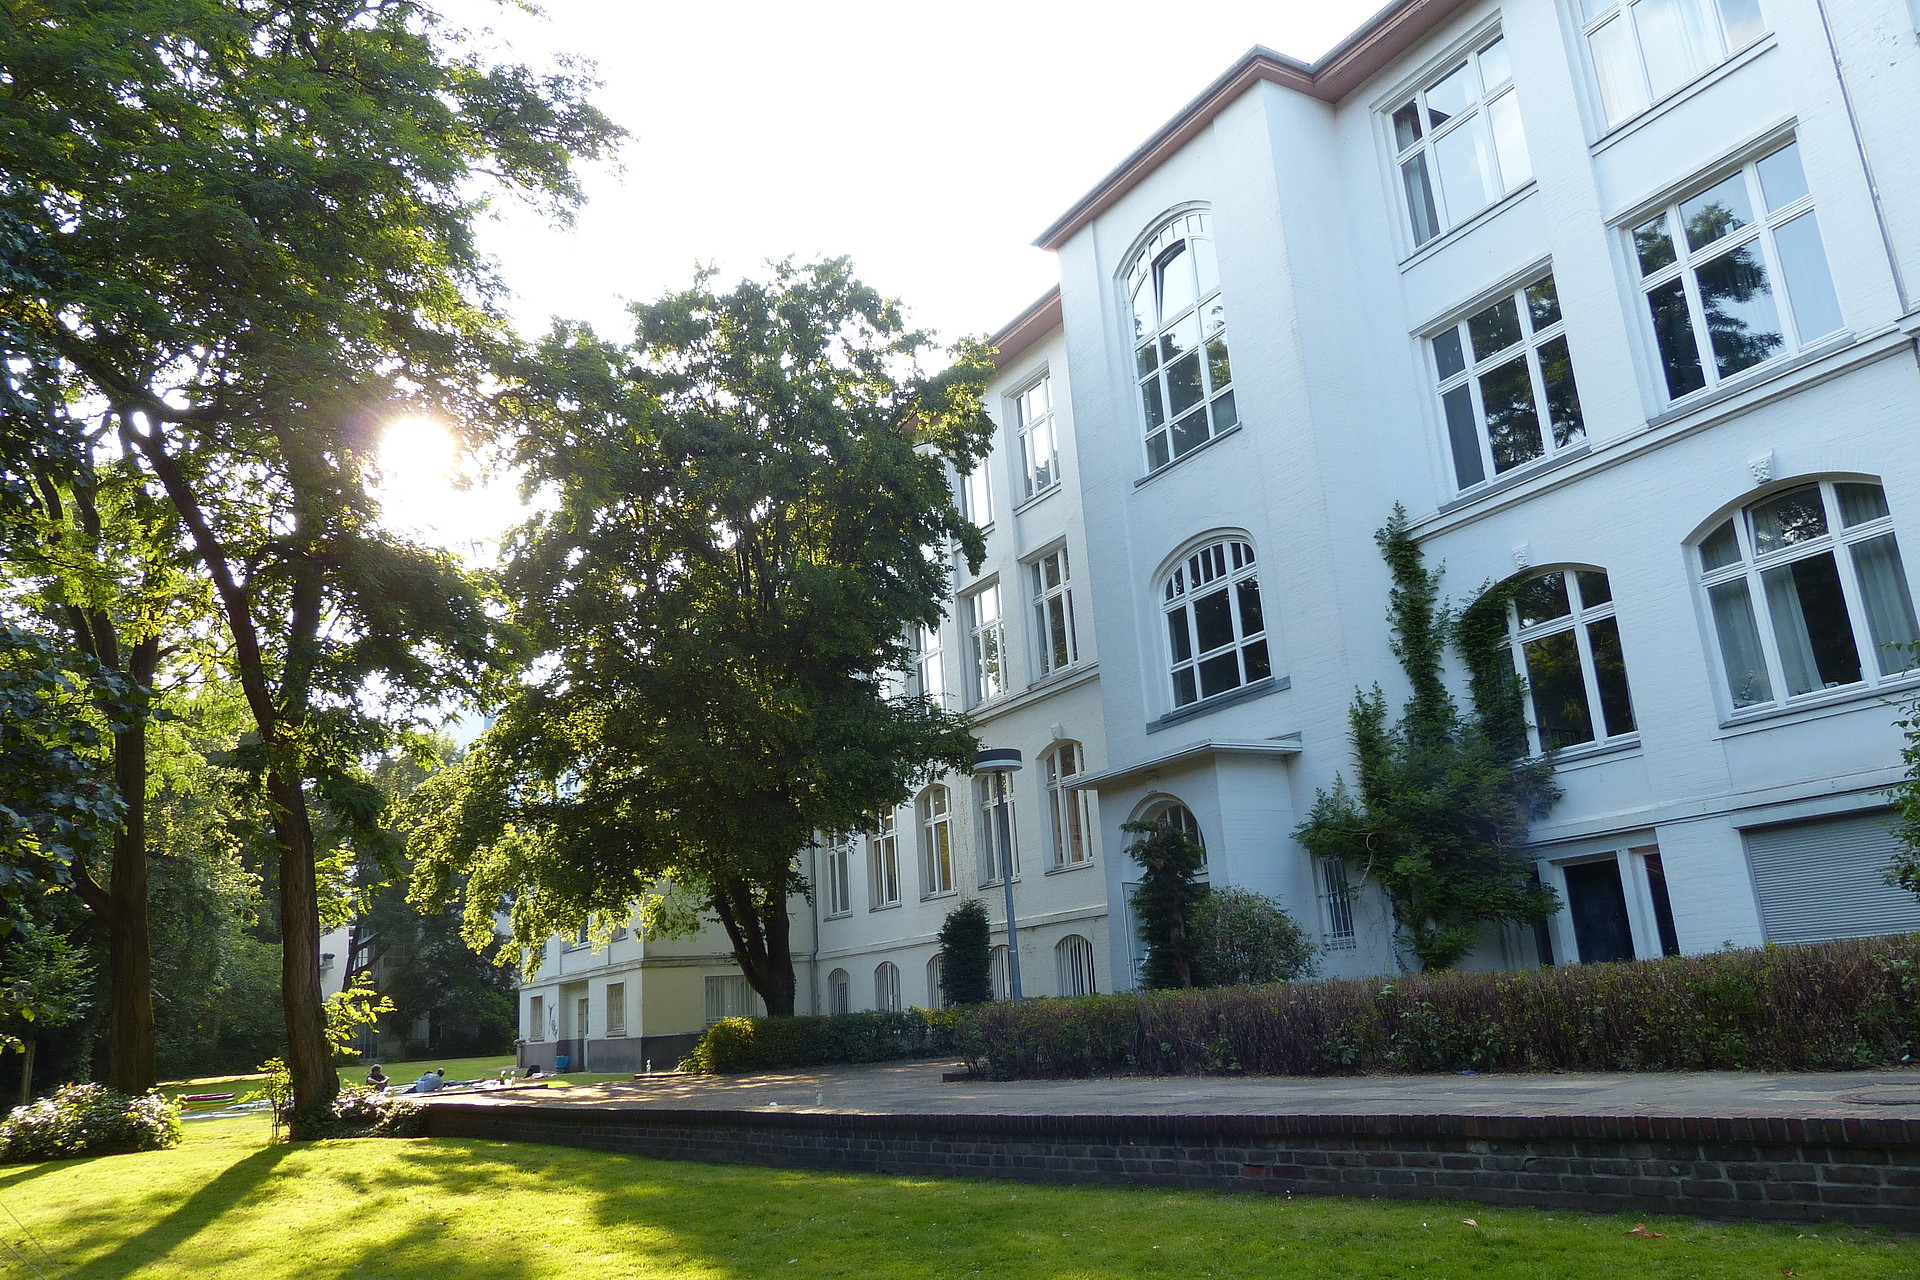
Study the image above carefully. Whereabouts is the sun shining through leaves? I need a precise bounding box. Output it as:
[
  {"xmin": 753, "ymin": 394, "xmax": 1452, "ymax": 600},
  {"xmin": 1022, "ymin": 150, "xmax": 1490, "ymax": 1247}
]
[{"xmin": 374, "ymin": 417, "xmax": 521, "ymax": 563}]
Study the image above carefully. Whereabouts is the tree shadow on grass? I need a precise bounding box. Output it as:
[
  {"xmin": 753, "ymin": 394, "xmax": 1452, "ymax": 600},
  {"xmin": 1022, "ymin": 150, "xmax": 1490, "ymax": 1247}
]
[{"xmin": 59, "ymin": 1143, "xmax": 297, "ymax": 1279}]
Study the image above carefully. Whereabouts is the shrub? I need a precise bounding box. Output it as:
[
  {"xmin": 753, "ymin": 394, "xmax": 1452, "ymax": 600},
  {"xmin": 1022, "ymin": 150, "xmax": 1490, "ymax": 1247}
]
[
  {"xmin": 683, "ymin": 1008, "xmax": 968, "ymax": 1074},
  {"xmin": 1191, "ymin": 887, "xmax": 1318, "ymax": 987},
  {"xmin": 938, "ymin": 900, "xmax": 993, "ymax": 1006},
  {"xmin": 305, "ymin": 1085, "xmax": 424, "ymax": 1140},
  {"xmin": 0, "ymin": 1083, "xmax": 182, "ymax": 1163},
  {"xmin": 1126, "ymin": 818, "xmax": 1207, "ymax": 989}
]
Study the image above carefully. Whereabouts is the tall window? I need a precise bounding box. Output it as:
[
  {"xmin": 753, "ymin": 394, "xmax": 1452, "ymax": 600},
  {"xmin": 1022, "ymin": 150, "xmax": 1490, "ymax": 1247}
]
[
  {"xmin": 1698, "ymin": 480, "xmax": 1918, "ymax": 710},
  {"xmin": 1319, "ymin": 857, "xmax": 1357, "ymax": 951},
  {"xmin": 1581, "ymin": 0, "xmax": 1766, "ymax": 126},
  {"xmin": 605, "ymin": 982, "xmax": 628, "ymax": 1037},
  {"xmin": 1164, "ymin": 540, "xmax": 1269, "ymax": 707},
  {"xmin": 1045, "ymin": 742, "xmax": 1093, "ymax": 869},
  {"xmin": 703, "ymin": 975, "xmax": 763, "ymax": 1023},
  {"xmin": 961, "ymin": 462, "xmax": 992, "ymax": 528},
  {"xmin": 1014, "ymin": 374, "xmax": 1059, "ymax": 500},
  {"xmin": 964, "ymin": 583, "xmax": 1006, "ymax": 704},
  {"xmin": 1055, "ymin": 935, "xmax": 1097, "ymax": 997},
  {"xmin": 874, "ymin": 961, "xmax": 902, "ymax": 1013},
  {"xmin": 1128, "ymin": 211, "xmax": 1235, "ymax": 471},
  {"xmin": 976, "ymin": 771, "xmax": 1020, "ymax": 886},
  {"xmin": 528, "ymin": 994, "xmax": 545, "ymax": 1042},
  {"xmin": 827, "ymin": 968, "xmax": 851, "ymax": 1016},
  {"xmin": 925, "ymin": 955, "xmax": 945, "ymax": 1010},
  {"xmin": 1030, "ymin": 549, "xmax": 1078, "ymax": 675},
  {"xmin": 989, "ymin": 944, "xmax": 1010, "ymax": 1001},
  {"xmin": 918, "ymin": 785, "xmax": 955, "ymax": 896},
  {"xmin": 1433, "ymin": 274, "xmax": 1584, "ymax": 491},
  {"xmin": 823, "ymin": 833, "xmax": 854, "ymax": 917},
  {"xmin": 1508, "ymin": 569, "xmax": 1637, "ymax": 752},
  {"xmin": 1389, "ymin": 33, "xmax": 1530, "ymax": 248},
  {"xmin": 912, "ymin": 622, "xmax": 946, "ymax": 707},
  {"xmin": 1635, "ymin": 140, "xmax": 1843, "ymax": 402},
  {"xmin": 868, "ymin": 811, "xmax": 901, "ymax": 909}
]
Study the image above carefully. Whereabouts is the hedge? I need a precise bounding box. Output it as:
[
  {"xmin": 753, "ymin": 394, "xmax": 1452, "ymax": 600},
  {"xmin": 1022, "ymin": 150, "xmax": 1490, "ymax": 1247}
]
[{"xmin": 683, "ymin": 935, "xmax": 1920, "ymax": 1078}]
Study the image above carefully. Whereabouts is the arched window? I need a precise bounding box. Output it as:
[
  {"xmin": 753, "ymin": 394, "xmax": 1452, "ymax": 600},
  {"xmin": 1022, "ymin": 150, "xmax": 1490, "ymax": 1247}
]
[
  {"xmin": 1127, "ymin": 211, "xmax": 1235, "ymax": 471},
  {"xmin": 874, "ymin": 961, "xmax": 902, "ymax": 1013},
  {"xmin": 989, "ymin": 944, "xmax": 1010, "ymax": 1002},
  {"xmin": 925, "ymin": 954, "xmax": 945, "ymax": 1010},
  {"xmin": 1141, "ymin": 799, "xmax": 1206, "ymax": 869},
  {"xmin": 822, "ymin": 833, "xmax": 854, "ymax": 917},
  {"xmin": 868, "ymin": 810, "xmax": 901, "ymax": 908},
  {"xmin": 827, "ymin": 968, "xmax": 851, "ymax": 1016},
  {"xmin": 1164, "ymin": 540, "xmax": 1269, "ymax": 707},
  {"xmin": 1055, "ymin": 935, "xmax": 1097, "ymax": 997},
  {"xmin": 918, "ymin": 786, "xmax": 954, "ymax": 896},
  {"xmin": 1507, "ymin": 568, "xmax": 1636, "ymax": 752},
  {"xmin": 1045, "ymin": 743, "xmax": 1093, "ymax": 868},
  {"xmin": 1696, "ymin": 480, "xmax": 1918, "ymax": 709}
]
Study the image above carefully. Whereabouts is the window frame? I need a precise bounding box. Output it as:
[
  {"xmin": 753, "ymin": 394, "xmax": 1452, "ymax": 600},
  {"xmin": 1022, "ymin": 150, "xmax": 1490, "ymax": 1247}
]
[
  {"xmin": 822, "ymin": 833, "xmax": 854, "ymax": 918},
  {"xmin": 1141, "ymin": 798, "xmax": 1207, "ymax": 873},
  {"xmin": 963, "ymin": 580, "xmax": 1007, "ymax": 705},
  {"xmin": 1029, "ymin": 547, "xmax": 1079, "ymax": 677},
  {"xmin": 1125, "ymin": 210, "xmax": 1237, "ymax": 474},
  {"xmin": 1055, "ymin": 934, "xmax": 1097, "ymax": 997},
  {"xmin": 1579, "ymin": 0, "xmax": 1769, "ymax": 129},
  {"xmin": 911, "ymin": 621, "xmax": 947, "ymax": 708},
  {"xmin": 1430, "ymin": 272, "xmax": 1585, "ymax": 491},
  {"xmin": 1318, "ymin": 857, "xmax": 1358, "ymax": 951},
  {"xmin": 527, "ymin": 994, "xmax": 546, "ymax": 1042},
  {"xmin": 1631, "ymin": 139, "xmax": 1844, "ymax": 404},
  {"xmin": 1012, "ymin": 371, "xmax": 1059, "ymax": 502},
  {"xmin": 868, "ymin": 811, "xmax": 902, "ymax": 910},
  {"xmin": 925, "ymin": 954, "xmax": 946, "ymax": 1010},
  {"xmin": 873, "ymin": 961, "xmax": 902, "ymax": 1013},
  {"xmin": 827, "ymin": 968, "xmax": 851, "ymax": 1016},
  {"xmin": 918, "ymin": 785, "xmax": 955, "ymax": 897},
  {"xmin": 1506, "ymin": 567, "xmax": 1639, "ymax": 754},
  {"xmin": 1044, "ymin": 742, "xmax": 1094, "ymax": 870},
  {"xmin": 976, "ymin": 771, "xmax": 1020, "ymax": 887},
  {"xmin": 1387, "ymin": 30, "xmax": 1531, "ymax": 249},
  {"xmin": 1162, "ymin": 539, "xmax": 1271, "ymax": 709},
  {"xmin": 605, "ymin": 982, "xmax": 627, "ymax": 1037}
]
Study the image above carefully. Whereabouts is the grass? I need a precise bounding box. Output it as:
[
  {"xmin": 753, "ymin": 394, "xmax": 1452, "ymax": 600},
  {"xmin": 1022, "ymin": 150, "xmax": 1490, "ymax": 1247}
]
[
  {"xmin": 155, "ymin": 1054, "xmax": 632, "ymax": 1103},
  {"xmin": 0, "ymin": 1114, "xmax": 1911, "ymax": 1279}
]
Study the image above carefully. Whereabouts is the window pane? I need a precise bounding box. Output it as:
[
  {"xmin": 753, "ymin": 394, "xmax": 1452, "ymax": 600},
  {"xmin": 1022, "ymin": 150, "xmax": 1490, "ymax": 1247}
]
[
  {"xmin": 1773, "ymin": 210, "xmax": 1844, "ymax": 341},
  {"xmin": 1715, "ymin": 0, "xmax": 1766, "ymax": 49},
  {"xmin": 1433, "ymin": 327, "xmax": 1467, "ymax": 380},
  {"xmin": 1647, "ymin": 277, "xmax": 1706, "ymax": 397},
  {"xmin": 1206, "ymin": 333, "xmax": 1232, "ymax": 392},
  {"xmin": 1749, "ymin": 484, "xmax": 1827, "ymax": 554},
  {"xmin": 1634, "ymin": 0, "xmax": 1711, "ymax": 101},
  {"xmin": 1708, "ymin": 578, "xmax": 1774, "ymax": 706},
  {"xmin": 1634, "ymin": 214, "xmax": 1676, "ymax": 276},
  {"xmin": 1443, "ymin": 385, "xmax": 1485, "ymax": 488},
  {"xmin": 1146, "ymin": 430, "xmax": 1170, "ymax": 472},
  {"xmin": 1487, "ymin": 91, "xmax": 1530, "ymax": 191},
  {"xmin": 1681, "ymin": 171, "xmax": 1755, "ymax": 251},
  {"xmin": 1524, "ymin": 629, "xmax": 1596, "ymax": 749},
  {"xmin": 1131, "ymin": 281, "xmax": 1156, "ymax": 343},
  {"xmin": 1696, "ymin": 240, "xmax": 1783, "ymax": 377},
  {"xmin": 1210, "ymin": 389, "xmax": 1238, "ymax": 433},
  {"xmin": 1838, "ymin": 483, "xmax": 1891, "ymax": 527},
  {"xmin": 1469, "ymin": 296, "xmax": 1522, "ymax": 360},
  {"xmin": 1166, "ymin": 350, "xmax": 1204, "ymax": 417},
  {"xmin": 1193, "ymin": 586, "xmax": 1234, "ymax": 653},
  {"xmin": 1156, "ymin": 242, "xmax": 1197, "ymax": 320},
  {"xmin": 1480, "ymin": 355, "xmax": 1543, "ymax": 472},
  {"xmin": 1236, "ymin": 575, "xmax": 1264, "ymax": 637},
  {"xmin": 1537, "ymin": 335, "xmax": 1587, "ymax": 448},
  {"xmin": 1851, "ymin": 533, "xmax": 1920, "ymax": 675},
  {"xmin": 1198, "ymin": 652, "xmax": 1241, "ymax": 699},
  {"xmin": 1575, "ymin": 570, "xmax": 1613, "ymax": 607},
  {"xmin": 1762, "ymin": 552, "xmax": 1861, "ymax": 694},
  {"xmin": 1193, "ymin": 236, "xmax": 1220, "ymax": 300},
  {"xmin": 1424, "ymin": 62, "xmax": 1475, "ymax": 128},
  {"xmin": 1700, "ymin": 519, "xmax": 1741, "ymax": 570},
  {"xmin": 1526, "ymin": 276, "xmax": 1563, "ymax": 329},
  {"xmin": 1587, "ymin": 616, "xmax": 1637, "ymax": 736},
  {"xmin": 1159, "ymin": 311, "xmax": 1200, "ymax": 366},
  {"xmin": 1516, "ymin": 571, "xmax": 1572, "ymax": 628},
  {"xmin": 1478, "ymin": 36, "xmax": 1511, "ymax": 89},
  {"xmin": 1141, "ymin": 378, "xmax": 1165, "ymax": 429},
  {"xmin": 1756, "ymin": 142, "xmax": 1809, "ymax": 212},
  {"xmin": 1171, "ymin": 408, "xmax": 1209, "ymax": 456},
  {"xmin": 1403, "ymin": 155, "xmax": 1441, "ymax": 245},
  {"xmin": 1136, "ymin": 342, "xmax": 1158, "ymax": 378},
  {"xmin": 1167, "ymin": 608, "xmax": 1193, "ymax": 663},
  {"xmin": 1392, "ymin": 101, "xmax": 1423, "ymax": 151},
  {"xmin": 1434, "ymin": 122, "xmax": 1490, "ymax": 223},
  {"xmin": 1589, "ymin": 16, "xmax": 1647, "ymax": 125},
  {"xmin": 1242, "ymin": 638, "xmax": 1272, "ymax": 682},
  {"xmin": 1173, "ymin": 667, "xmax": 1198, "ymax": 706}
]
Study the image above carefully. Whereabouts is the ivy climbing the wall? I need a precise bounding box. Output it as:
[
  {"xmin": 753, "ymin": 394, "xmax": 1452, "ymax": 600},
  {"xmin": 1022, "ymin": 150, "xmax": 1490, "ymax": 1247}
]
[{"xmin": 1295, "ymin": 506, "xmax": 1560, "ymax": 971}]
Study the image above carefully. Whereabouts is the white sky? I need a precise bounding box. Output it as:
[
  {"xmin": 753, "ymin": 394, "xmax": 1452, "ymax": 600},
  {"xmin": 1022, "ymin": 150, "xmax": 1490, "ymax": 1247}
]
[{"xmin": 382, "ymin": 0, "xmax": 1387, "ymax": 547}]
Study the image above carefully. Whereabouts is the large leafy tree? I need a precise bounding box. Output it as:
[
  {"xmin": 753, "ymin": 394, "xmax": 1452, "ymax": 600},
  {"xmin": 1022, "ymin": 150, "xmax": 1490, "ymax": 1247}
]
[
  {"xmin": 412, "ymin": 262, "xmax": 993, "ymax": 1015},
  {"xmin": 0, "ymin": 0, "xmax": 618, "ymax": 1118}
]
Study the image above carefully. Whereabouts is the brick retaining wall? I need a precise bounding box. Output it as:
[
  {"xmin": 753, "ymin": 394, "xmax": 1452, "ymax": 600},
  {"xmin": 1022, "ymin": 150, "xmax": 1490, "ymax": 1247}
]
[{"xmin": 422, "ymin": 1103, "xmax": 1920, "ymax": 1227}]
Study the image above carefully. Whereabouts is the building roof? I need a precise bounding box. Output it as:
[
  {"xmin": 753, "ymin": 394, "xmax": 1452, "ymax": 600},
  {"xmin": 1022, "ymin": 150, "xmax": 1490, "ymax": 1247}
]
[
  {"xmin": 986, "ymin": 287, "xmax": 1063, "ymax": 371},
  {"xmin": 1034, "ymin": 0, "xmax": 1475, "ymax": 250}
]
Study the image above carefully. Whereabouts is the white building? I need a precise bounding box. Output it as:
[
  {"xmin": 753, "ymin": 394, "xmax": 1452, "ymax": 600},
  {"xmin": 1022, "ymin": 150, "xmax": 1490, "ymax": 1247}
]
[{"xmin": 518, "ymin": 0, "xmax": 1920, "ymax": 1065}]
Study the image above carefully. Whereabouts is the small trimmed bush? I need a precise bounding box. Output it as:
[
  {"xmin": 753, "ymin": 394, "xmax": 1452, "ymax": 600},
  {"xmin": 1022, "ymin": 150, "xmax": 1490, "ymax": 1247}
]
[
  {"xmin": 1191, "ymin": 887, "xmax": 1318, "ymax": 988},
  {"xmin": 309, "ymin": 1085, "xmax": 425, "ymax": 1139},
  {"xmin": 684, "ymin": 1009, "xmax": 968, "ymax": 1074},
  {"xmin": 1, "ymin": 1083, "xmax": 182, "ymax": 1162}
]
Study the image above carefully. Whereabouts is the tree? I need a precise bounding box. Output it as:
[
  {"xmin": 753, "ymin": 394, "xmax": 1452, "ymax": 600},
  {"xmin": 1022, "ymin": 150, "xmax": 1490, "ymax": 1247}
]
[
  {"xmin": 0, "ymin": 921, "xmax": 96, "ymax": 1105},
  {"xmin": 1295, "ymin": 507, "xmax": 1560, "ymax": 971},
  {"xmin": 1884, "ymin": 655, "xmax": 1920, "ymax": 900},
  {"xmin": 936, "ymin": 900, "xmax": 993, "ymax": 1007},
  {"xmin": 412, "ymin": 261, "xmax": 994, "ymax": 1015},
  {"xmin": 1190, "ymin": 888, "xmax": 1317, "ymax": 988},
  {"xmin": 1125, "ymin": 819, "xmax": 1208, "ymax": 990},
  {"xmin": 0, "ymin": 0, "xmax": 618, "ymax": 1120}
]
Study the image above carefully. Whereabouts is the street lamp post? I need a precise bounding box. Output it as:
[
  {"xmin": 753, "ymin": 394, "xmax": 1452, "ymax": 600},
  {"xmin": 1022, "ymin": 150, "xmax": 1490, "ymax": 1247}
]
[{"xmin": 973, "ymin": 747, "xmax": 1024, "ymax": 1001}]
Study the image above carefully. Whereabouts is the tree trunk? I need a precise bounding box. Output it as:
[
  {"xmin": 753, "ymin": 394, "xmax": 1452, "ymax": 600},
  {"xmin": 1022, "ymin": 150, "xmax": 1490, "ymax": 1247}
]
[
  {"xmin": 17, "ymin": 1041, "xmax": 34, "ymax": 1108},
  {"xmin": 711, "ymin": 875, "xmax": 797, "ymax": 1016},
  {"xmin": 268, "ymin": 770, "xmax": 337, "ymax": 1123},
  {"xmin": 101, "ymin": 704, "xmax": 157, "ymax": 1094}
]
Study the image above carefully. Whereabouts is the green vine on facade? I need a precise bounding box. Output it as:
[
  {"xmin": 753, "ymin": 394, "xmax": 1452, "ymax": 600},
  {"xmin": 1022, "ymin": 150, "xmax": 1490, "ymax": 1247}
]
[{"xmin": 1295, "ymin": 506, "xmax": 1560, "ymax": 971}]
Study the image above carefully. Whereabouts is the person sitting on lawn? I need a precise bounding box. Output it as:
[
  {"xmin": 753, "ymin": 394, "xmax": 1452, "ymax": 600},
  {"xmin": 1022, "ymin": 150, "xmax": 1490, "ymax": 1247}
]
[
  {"xmin": 365, "ymin": 1064, "xmax": 389, "ymax": 1089},
  {"xmin": 410, "ymin": 1068, "xmax": 449, "ymax": 1093},
  {"xmin": 522, "ymin": 1064, "xmax": 546, "ymax": 1080}
]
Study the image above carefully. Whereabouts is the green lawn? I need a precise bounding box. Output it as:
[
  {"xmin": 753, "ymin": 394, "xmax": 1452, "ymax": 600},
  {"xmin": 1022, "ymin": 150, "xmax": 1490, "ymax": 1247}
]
[
  {"xmin": 157, "ymin": 1054, "xmax": 633, "ymax": 1103},
  {"xmin": 0, "ymin": 1115, "xmax": 1911, "ymax": 1279}
]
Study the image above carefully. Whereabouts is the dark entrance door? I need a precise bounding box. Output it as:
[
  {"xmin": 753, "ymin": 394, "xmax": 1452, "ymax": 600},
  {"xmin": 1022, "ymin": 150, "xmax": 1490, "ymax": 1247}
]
[{"xmin": 1564, "ymin": 860, "xmax": 1635, "ymax": 963}]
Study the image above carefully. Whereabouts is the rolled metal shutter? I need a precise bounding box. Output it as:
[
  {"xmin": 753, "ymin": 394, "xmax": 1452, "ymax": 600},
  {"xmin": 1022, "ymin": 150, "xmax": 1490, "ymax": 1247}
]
[{"xmin": 1744, "ymin": 811, "xmax": 1920, "ymax": 943}]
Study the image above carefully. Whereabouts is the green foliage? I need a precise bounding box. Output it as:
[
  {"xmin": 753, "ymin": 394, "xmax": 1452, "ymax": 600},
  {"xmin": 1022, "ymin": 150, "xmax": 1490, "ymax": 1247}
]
[
  {"xmin": 959, "ymin": 935, "xmax": 1920, "ymax": 1080},
  {"xmin": 682, "ymin": 1009, "xmax": 967, "ymax": 1074},
  {"xmin": 1191, "ymin": 887, "xmax": 1319, "ymax": 988},
  {"xmin": 0, "ymin": 919, "xmax": 96, "ymax": 1053},
  {"xmin": 1884, "ymin": 655, "xmax": 1920, "ymax": 898},
  {"xmin": 1295, "ymin": 507, "xmax": 1560, "ymax": 970},
  {"xmin": 1124, "ymin": 819, "xmax": 1208, "ymax": 989},
  {"xmin": 0, "ymin": 1082, "xmax": 181, "ymax": 1162},
  {"xmin": 936, "ymin": 899, "xmax": 994, "ymax": 1006},
  {"xmin": 410, "ymin": 261, "xmax": 995, "ymax": 1016},
  {"xmin": 304, "ymin": 1084, "xmax": 424, "ymax": 1141},
  {"xmin": 324, "ymin": 975, "xmax": 395, "ymax": 1061}
]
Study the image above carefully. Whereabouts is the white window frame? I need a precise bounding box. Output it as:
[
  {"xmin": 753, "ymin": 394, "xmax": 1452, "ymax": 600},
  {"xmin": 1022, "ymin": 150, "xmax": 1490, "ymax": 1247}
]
[
  {"xmin": 1318, "ymin": 857, "xmax": 1357, "ymax": 951},
  {"xmin": 827, "ymin": 968, "xmax": 851, "ymax": 1016},
  {"xmin": 874, "ymin": 961, "xmax": 902, "ymax": 1013},
  {"xmin": 1162, "ymin": 539, "xmax": 1270, "ymax": 708},
  {"xmin": 964, "ymin": 581, "xmax": 1007, "ymax": 704},
  {"xmin": 605, "ymin": 982, "xmax": 627, "ymax": 1037},
  {"xmin": 1431, "ymin": 273, "xmax": 1585, "ymax": 492},
  {"xmin": 823, "ymin": 833, "xmax": 854, "ymax": 918},
  {"xmin": 1388, "ymin": 31, "xmax": 1530, "ymax": 248},
  {"xmin": 918, "ymin": 785, "xmax": 955, "ymax": 897},
  {"xmin": 1029, "ymin": 547, "xmax": 1078, "ymax": 677},
  {"xmin": 1055, "ymin": 935, "xmax": 1097, "ymax": 997},
  {"xmin": 1632, "ymin": 139, "xmax": 1844, "ymax": 404},
  {"xmin": 1012, "ymin": 372, "xmax": 1059, "ymax": 501},
  {"xmin": 1044, "ymin": 742, "xmax": 1093, "ymax": 870},
  {"xmin": 868, "ymin": 811, "xmax": 901, "ymax": 909},
  {"xmin": 960, "ymin": 461, "xmax": 992, "ymax": 529},
  {"xmin": 1126, "ymin": 210, "xmax": 1236, "ymax": 473},
  {"xmin": 1696, "ymin": 479, "xmax": 1919, "ymax": 713},
  {"xmin": 988, "ymin": 945, "xmax": 1010, "ymax": 1002},
  {"xmin": 1580, "ymin": 0, "xmax": 1768, "ymax": 128},
  {"xmin": 703, "ymin": 974, "xmax": 763, "ymax": 1024},
  {"xmin": 925, "ymin": 954, "xmax": 945, "ymax": 1010},
  {"xmin": 976, "ymin": 771, "xmax": 1020, "ymax": 887},
  {"xmin": 912, "ymin": 621, "xmax": 947, "ymax": 708},
  {"xmin": 1142, "ymin": 799, "xmax": 1207, "ymax": 873},
  {"xmin": 527, "ymin": 994, "xmax": 546, "ymax": 1042},
  {"xmin": 1507, "ymin": 568, "xmax": 1638, "ymax": 754}
]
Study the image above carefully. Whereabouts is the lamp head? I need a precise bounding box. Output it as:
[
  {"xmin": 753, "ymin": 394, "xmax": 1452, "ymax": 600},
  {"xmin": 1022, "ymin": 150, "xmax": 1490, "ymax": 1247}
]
[{"xmin": 972, "ymin": 747, "xmax": 1024, "ymax": 774}]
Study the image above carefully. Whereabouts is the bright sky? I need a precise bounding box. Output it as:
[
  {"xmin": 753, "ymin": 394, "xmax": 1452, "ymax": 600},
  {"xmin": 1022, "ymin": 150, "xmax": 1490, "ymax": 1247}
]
[{"xmin": 380, "ymin": 0, "xmax": 1387, "ymax": 546}]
